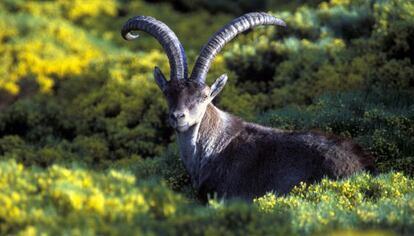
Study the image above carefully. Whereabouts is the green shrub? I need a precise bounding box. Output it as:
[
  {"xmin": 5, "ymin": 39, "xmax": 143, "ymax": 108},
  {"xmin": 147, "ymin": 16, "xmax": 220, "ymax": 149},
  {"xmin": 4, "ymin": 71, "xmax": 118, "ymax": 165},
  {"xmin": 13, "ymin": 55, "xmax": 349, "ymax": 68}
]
[
  {"xmin": 221, "ymin": 0, "xmax": 414, "ymax": 111},
  {"xmin": 0, "ymin": 159, "xmax": 185, "ymax": 235},
  {"xmin": 0, "ymin": 0, "xmax": 413, "ymax": 235},
  {"xmin": 145, "ymin": 0, "xmax": 322, "ymax": 15},
  {"xmin": 0, "ymin": 160, "xmax": 412, "ymax": 235},
  {"xmin": 0, "ymin": 51, "xmax": 173, "ymax": 166},
  {"xmin": 255, "ymin": 172, "xmax": 414, "ymax": 235},
  {"xmin": 259, "ymin": 90, "xmax": 414, "ymax": 175}
]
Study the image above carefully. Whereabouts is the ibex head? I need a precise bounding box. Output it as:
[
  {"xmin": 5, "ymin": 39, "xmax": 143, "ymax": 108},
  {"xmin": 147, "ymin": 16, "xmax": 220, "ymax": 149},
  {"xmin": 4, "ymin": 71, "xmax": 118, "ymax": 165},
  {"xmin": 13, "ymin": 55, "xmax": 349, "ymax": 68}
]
[
  {"xmin": 121, "ymin": 13, "xmax": 285, "ymax": 132},
  {"xmin": 154, "ymin": 69, "xmax": 227, "ymax": 131}
]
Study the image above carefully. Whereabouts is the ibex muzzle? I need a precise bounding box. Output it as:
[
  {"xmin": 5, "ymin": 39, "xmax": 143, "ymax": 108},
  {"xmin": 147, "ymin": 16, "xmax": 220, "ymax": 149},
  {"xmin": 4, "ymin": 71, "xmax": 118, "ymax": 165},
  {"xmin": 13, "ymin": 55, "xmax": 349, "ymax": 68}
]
[{"xmin": 121, "ymin": 12, "xmax": 375, "ymax": 201}]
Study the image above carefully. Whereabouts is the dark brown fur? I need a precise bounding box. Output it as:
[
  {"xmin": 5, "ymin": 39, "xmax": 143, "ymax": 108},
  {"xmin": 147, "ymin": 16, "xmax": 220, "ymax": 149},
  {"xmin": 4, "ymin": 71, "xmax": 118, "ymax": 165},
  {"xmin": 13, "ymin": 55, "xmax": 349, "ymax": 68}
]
[{"xmin": 194, "ymin": 104, "xmax": 375, "ymax": 201}]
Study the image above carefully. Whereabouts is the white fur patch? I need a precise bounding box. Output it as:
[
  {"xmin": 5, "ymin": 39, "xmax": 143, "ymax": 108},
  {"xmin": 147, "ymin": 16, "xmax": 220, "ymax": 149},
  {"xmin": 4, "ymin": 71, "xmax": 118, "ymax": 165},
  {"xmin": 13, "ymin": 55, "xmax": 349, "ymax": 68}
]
[{"xmin": 176, "ymin": 105, "xmax": 234, "ymax": 188}]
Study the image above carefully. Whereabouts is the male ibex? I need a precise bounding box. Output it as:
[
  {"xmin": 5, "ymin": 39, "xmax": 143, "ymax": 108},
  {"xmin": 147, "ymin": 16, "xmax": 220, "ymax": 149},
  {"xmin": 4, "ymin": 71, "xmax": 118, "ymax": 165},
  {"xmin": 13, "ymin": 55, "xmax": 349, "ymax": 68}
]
[{"xmin": 121, "ymin": 13, "xmax": 375, "ymax": 200}]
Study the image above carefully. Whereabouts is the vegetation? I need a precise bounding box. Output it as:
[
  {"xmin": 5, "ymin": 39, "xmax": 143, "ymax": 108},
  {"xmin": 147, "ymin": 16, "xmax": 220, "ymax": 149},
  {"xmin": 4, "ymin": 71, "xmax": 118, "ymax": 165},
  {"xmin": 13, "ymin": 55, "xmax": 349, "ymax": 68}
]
[
  {"xmin": 259, "ymin": 91, "xmax": 414, "ymax": 175},
  {"xmin": 0, "ymin": 0, "xmax": 413, "ymax": 235},
  {"xmin": 1, "ymin": 160, "xmax": 413, "ymax": 235}
]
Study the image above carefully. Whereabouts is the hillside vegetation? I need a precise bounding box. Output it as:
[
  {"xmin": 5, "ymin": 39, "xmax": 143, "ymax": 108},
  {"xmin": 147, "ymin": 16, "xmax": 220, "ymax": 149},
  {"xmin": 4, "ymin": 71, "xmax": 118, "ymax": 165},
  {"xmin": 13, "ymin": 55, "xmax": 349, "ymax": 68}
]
[{"xmin": 0, "ymin": 0, "xmax": 413, "ymax": 235}]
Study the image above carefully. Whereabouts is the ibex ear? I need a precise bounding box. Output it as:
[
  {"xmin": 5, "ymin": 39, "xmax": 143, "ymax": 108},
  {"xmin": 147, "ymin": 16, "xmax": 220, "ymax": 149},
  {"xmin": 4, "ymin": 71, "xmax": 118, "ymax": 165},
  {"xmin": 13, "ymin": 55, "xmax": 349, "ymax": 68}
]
[
  {"xmin": 154, "ymin": 66, "xmax": 168, "ymax": 91},
  {"xmin": 209, "ymin": 74, "xmax": 228, "ymax": 99}
]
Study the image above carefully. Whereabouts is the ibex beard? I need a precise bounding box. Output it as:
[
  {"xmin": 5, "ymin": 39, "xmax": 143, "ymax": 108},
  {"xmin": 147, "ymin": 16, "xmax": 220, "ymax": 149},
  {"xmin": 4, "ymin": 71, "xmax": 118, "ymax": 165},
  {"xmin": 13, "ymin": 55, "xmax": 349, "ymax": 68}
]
[{"xmin": 122, "ymin": 13, "xmax": 375, "ymax": 201}]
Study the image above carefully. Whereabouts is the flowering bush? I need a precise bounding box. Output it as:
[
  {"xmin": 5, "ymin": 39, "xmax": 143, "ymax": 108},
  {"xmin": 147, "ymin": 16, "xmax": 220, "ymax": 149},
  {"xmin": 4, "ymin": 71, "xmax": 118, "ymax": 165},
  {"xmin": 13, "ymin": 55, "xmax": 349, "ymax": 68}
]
[
  {"xmin": 0, "ymin": 160, "xmax": 184, "ymax": 235},
  {"xmin": 0, "ymin": 0, "xmax": 413, "ymax": 235},
  {"xmin": 255, "ymin": 172, "xmax": 414, "ymax": 235},
  {"xmin": 223, "ymin": 0, "xmax": 414, "ymax": 109},
  {"xmin": 0, "ymin": 159, "xmax": 412, "ymax": 235}
]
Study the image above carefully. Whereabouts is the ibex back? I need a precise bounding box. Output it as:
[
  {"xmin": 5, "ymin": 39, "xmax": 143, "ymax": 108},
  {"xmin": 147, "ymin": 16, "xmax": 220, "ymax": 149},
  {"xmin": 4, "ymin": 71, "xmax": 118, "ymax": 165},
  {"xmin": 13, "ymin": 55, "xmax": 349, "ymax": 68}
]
[{"xmin": 121, "ymin": 13, "xmax": 375, "ymax": 200}]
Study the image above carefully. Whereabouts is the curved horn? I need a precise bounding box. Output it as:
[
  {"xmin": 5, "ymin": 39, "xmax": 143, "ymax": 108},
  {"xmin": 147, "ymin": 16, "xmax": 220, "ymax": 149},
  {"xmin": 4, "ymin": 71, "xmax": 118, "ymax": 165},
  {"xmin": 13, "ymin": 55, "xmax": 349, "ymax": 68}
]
[
  {"xmin": 121, "ymin": 16, "xmax": 188, "ymax": 80},
  {"xmin": 190, "ymin": 12, "xmax": 286, "ymax": 83}
]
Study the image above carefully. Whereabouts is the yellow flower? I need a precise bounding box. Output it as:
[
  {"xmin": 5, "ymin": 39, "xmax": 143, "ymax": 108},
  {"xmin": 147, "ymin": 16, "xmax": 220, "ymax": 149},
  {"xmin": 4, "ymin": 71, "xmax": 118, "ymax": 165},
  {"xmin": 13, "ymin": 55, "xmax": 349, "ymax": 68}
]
[
  {"xmin": 18, "ymin": 226, "xmax": 37, "ymax": 236},
  {"xmin": 86, "ymin": 193, "xmax": 105, "ymax": 214},
  {"xmin": 330, "ymin": 0, "xmax": 351, "ymax": 6},
  {"xmin": 163, "ymin": 204, "xmax": 176, "ymax": 216},
  {"xmin": 36, "ymin": 75, "xmax": 54, "ymax": 93},
  {"xmin": 1, "ymin": 82, "xmax": 20, "ymax": 95},
  {"xmin": 62, "ymin": 192, "xmax": 85, "ymax": 211}
]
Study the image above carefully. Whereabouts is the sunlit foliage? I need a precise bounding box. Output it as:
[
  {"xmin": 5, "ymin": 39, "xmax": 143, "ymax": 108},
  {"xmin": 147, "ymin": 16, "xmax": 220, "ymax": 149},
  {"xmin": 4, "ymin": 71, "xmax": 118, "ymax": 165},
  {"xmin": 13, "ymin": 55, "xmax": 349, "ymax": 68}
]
[
  {"xmin": 223, "ymin": 0, "xmax": 414, "ymax": 109},
  {"xmin": 255, "ymin": 172, "xmax": 414, "ymax": 235},
  {"xmin": 0, "ymin": 0, "xmax": 413, "ymax": 235},
  {"xmin": 0, "ymin": 160, "xmax": 412, "ymax": 235}
]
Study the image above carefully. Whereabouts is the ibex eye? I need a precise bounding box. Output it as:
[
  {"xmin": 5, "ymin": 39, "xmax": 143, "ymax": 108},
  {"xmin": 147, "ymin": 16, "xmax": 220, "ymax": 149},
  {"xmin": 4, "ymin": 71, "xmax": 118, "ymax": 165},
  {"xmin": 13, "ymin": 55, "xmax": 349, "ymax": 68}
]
[{"xmin": 197, "ymin": 95, "xmax": 207, "ymax": 103}]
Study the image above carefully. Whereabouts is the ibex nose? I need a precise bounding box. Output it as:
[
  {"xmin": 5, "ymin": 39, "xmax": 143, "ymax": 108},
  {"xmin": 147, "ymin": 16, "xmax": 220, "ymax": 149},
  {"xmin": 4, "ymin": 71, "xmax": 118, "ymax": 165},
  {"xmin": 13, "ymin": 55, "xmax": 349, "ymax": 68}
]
[{"xmin": 171, "ymin": 111, "xmax": 185, "ymax": 120}]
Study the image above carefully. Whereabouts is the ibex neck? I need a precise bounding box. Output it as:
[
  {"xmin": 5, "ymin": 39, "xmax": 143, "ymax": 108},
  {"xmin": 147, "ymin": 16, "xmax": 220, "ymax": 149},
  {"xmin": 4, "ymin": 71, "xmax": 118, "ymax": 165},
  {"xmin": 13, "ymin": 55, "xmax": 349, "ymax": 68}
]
[
  {"xmin": 198, "ymin": 104, "xmax": 234, "ymax": 157},
  {"xmin": 176, "ymin": 104, "xmax": 242, "ymax": 187}
]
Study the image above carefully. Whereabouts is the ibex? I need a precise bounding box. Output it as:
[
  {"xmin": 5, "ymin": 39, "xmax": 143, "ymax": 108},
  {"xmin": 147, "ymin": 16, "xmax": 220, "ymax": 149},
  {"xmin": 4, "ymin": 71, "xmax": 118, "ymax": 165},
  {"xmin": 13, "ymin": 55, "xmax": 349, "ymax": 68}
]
[{"xmin": 121, "ymin": 13, "xmax": 375, "ymax": 200}]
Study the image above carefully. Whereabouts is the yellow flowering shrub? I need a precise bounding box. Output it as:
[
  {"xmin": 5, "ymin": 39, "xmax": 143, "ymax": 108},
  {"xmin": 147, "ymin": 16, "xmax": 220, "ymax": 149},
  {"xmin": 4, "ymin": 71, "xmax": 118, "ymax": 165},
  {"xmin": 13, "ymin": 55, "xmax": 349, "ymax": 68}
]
[
  {"xmin": 255, "ymin": 172, "xmax": 414, "ymax": 235},
  {"xmin": 0, "ymin": 14, "xmax": 103, "ymax": 94},
  {"xmin": 0, "ymin": 160, "xmax": 184, "ymax": 235},
  {"xmin": 10, "ymin": 0, "xmax": 117, "ymax": 21},
  {"xmin": 0, "ymin": 159, "xmax": 412, "ymax": 235},
  {"xmin": 0, "ymin": 0, "xmax": 413, "ymax": 235}
]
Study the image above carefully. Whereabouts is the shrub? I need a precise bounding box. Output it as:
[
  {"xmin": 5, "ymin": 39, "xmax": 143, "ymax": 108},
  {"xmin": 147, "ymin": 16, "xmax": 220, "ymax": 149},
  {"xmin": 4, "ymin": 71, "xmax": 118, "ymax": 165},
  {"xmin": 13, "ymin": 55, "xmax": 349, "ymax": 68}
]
[
  {"xmin": 259, "ymin": 90, "xmax": 414, "ymax": 175},
  {"xmin": 0, "ymin": 160, "xmax": 412, "ymax": 235},
  {"xmin": 0, "ymin": 0, "xmax": 413, "ymax": 234},
  {"xmin": 222, "ymin": 0, "xmax": 414, "ymax": 111},
  {"xmin": 254, "ymin": 172, "xmax": 414, "ymax": 235}
]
